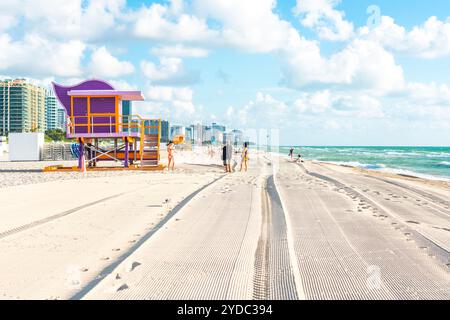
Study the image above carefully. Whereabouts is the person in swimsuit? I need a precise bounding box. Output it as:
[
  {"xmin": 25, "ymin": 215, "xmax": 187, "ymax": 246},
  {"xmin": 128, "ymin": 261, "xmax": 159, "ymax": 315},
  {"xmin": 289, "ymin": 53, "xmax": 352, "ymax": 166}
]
[
  {"xmin": 240, "ymin": 142, "xmax": 249, "ymax": 172},
  {"xmin": 167, "ymin": 141, "xmax": 175, "ymax": 171}
]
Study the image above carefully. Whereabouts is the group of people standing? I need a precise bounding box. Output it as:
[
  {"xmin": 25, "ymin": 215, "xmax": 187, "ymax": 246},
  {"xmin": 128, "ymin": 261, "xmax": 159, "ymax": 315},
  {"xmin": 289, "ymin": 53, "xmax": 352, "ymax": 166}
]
[
  {"xmin": 165, "ymin": 141, "xmax": 249, "ymax": 173},
  {"xmin": 222, "ymin": 141, "xmax": 249, "ymax": 173}
]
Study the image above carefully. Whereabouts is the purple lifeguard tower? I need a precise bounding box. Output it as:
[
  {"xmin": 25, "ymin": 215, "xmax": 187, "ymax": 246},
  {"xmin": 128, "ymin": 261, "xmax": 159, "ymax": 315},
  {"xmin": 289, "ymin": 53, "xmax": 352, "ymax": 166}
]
[{"xmin": 51, "ymin": 79, "xmax": 162, "ymax": 171}]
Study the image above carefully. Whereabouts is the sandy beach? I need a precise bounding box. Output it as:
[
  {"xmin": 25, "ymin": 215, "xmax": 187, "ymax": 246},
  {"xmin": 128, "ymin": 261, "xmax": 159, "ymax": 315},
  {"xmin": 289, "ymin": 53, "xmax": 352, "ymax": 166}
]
[{"xmin": 0, "ymin": 149, "xmax": 449, "ymax": 300}]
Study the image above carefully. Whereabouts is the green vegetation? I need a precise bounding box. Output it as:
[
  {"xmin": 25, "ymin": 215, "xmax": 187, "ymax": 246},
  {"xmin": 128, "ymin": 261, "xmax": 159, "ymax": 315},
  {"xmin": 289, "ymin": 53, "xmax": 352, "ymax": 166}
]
[{"xmin": 45, "ymin": 129, "xmax": 68, "ymax": 142}]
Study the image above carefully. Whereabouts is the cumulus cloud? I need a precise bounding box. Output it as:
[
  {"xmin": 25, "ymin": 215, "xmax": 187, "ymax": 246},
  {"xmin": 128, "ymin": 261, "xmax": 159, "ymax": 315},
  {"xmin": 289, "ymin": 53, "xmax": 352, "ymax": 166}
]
[
  {"xmin": 141, "ymin": 57, "xmax": 200, "ymax": 85},
  {"xmin": 0, "ymin": 1, "xmax": 21, "ymax": 32},
  {"xmin": 293, "ymin": 90, "xmax": 384, "ymax": 119},
  {"xmin": 194, "ymin": 0, "xmax": 296, "ymax": 53},
  {"xmin": 280, "ymin": 38, "xmax": 405, "ymax": 93},
  {"xmin": 138, "ymin": 85, "xmax": 197, "ymax": 122},
  {"xmin": 133, "ymin": 2, "xmax": 217, "ymax": 43},
  {"xmin": 359, "ymin": 16, "xmax": 450, "ymax": 59},
  {"xmin": 18, "ymin": 0, "xmax": 127, "ymax": 41},
  {"xmin": 88, "ymin": 46, "xmax": 134, "ymax": 78},
  {"xmin": 0, "ymin": 33, "xmax": 85, "ymax": 77},
  {"xmin": 293, "ymin": 0, "xmax": 354, "ymax": 41},
  {"xmin": 225, "ymin": 92, "xmax": 289, "ymax": 128}
]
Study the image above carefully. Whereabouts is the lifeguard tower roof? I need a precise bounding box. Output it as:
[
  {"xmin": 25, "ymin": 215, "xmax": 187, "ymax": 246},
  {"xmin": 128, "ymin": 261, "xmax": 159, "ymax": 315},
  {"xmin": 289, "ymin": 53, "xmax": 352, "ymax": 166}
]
[{"xmin": 68, "ymin": 90, "xmax": 144, "ymax": 101}]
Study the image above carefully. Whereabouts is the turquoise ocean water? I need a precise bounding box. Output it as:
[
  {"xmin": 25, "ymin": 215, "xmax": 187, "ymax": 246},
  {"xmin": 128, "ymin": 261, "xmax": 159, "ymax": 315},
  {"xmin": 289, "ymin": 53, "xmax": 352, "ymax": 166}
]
[{"xmin": 275, "ymin": 146, "xmax": 450, "ymax": 181}]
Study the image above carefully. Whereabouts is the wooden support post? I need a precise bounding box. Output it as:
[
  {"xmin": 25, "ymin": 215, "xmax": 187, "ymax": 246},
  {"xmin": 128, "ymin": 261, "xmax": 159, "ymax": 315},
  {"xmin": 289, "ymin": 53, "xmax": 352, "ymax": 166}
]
[
  {"xmin": 87, "ymin": 96, "xmax": 91, "ymax": 133},
  {"xmin": 124, "ymin": 137, "xmax": 129, "ymax": 168}
]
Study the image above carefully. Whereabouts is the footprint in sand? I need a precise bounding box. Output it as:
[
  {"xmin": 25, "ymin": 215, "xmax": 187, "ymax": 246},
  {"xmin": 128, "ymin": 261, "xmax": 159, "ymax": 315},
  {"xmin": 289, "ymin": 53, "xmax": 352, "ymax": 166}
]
[
  {"xmin": 80, "ymin": 267, "xmax": 89, "ymax": 272},
  {"xmin": 101, "ymin": 257, "xmax": 110, "ymax": 261},
  {"xmin": 112, "ymin": 248, "xmax": 121, "ymax": 252},
  {"xmin": 125, "ymin": 261, "xmax": 141, "ymax": 273},
  {"xmin": 110, "ymin": 283, "xmax": 129, "ymax": 292}
]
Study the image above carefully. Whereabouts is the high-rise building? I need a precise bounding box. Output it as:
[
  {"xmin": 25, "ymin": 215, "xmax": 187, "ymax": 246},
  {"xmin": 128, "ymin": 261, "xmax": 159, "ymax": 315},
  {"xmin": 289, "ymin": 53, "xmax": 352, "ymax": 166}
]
[
  {"xmin": 160, "ymin": 120, "xmax": 169, "ymax": 143},
  {"xmin": 185, "ymin": 126, "xmax": 193, "ymax": 143},
  {"xmin": 0, "ymin": 79, "xmax": 46, "ymax": 135},
  {"xmin": 212, "ymin": 122, "xmax": 226, "ymax": 133},
  {"xmin": 203, "ymin": 126, "xmax": 212, "ymax": 143},
  {"xmin": 211, "ymin": 122, "xmax": 226, "ymax": 145},
  {"xmin": 231, "ymin": 129, "xmax": 244, "ymax": 146},
  {"xmin": 170, "ymin": 125, "xmax": 185, "ymax": 139},
  {"xmin": 191, "ymin": 123, "xmax": 207, "ymax": 145},
  {"xmin": 223, "ymin": 132, "xmax": 233, "ymax": 144},
  {"xmin": 45, "ymin": 92, "xmax": 58, "ymax": 131},
  {"xmin": 57, "ymin": 108, "xmax": 66, "ymax": 131}
]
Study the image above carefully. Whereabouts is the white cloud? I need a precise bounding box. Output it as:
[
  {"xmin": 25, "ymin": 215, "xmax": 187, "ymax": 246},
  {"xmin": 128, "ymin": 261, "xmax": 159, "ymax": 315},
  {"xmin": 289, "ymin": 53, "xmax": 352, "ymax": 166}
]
[
  {"xmin": 139, "ymin": 85, "xmax": 197, "ymax": 121},
  {"xmin": 280, "ymin": 38, "xmax": 405, "ymax": 93},
  {"xmin": 141, "ymin": 57, "xmax": 200, "ymax": 85},
  {"xmin": 107, "ymin": 79, "xmax": 138, "ymax": 91},
  {"xmin": 194, "ymin": 0, "xmax": 295, "ymax": 53},
  {"xmin": 133, "ymin": 2, "xmax": 217, "ymax": 43},
  {"xmin": 88, "ymin": 46, "xmax": 134, "ymax": 78},
  {"xmin": 0, "ymin": 1, "xmax": 21, "ymax": 32},
  {"xmin": 359, "ymin": 16, "xmax": 450, "ymax": 58},
  {"xmin": 151, "ymin": 45, "xmax": 209, "ymax": 58},
  {"xmin": 294, "ymin": 0, "xmax": 354, "ymax": 41},
  {"xmin": 20, "ymin": 0, "xmax": 127, "ymax": 41},
  {"xmin": 146, "ymin": 86, "xmax": 193, "ymax": 102},
  {"xmin": 0, "ymin": 33, "xmax": 85, "ymax": 77},
  {"xmin": 294, "ymin": 90, "xmax": 384, "ymax": 119},
  {"xmin": 226, "ymin": 92, "xmax": 288, "ymax": 127},
  {"xmin": 403, "ymin": 82, "xmax": 450, "ymax": 106}
]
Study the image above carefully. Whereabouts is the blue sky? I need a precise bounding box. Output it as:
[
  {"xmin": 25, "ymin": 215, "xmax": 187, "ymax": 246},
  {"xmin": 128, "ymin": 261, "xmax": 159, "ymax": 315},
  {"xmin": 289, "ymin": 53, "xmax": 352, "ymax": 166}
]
[{"xmin": 1, "ymin": 0, "xmax": 450, "ymax": 146}]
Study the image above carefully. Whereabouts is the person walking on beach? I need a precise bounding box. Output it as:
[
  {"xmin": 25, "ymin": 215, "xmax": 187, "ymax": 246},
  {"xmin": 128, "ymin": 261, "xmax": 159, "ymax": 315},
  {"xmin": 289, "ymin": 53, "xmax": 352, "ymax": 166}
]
[
  {"xmin": 167, "ymin": 141, "xmax": 175, "ymax": 171},
  {"xmin": 222, "ymin": 141, "xmax": 232, "ymax": 173},
  {"xmin": 240, "ymin": 142, "xmax": 249, "ymax": 172},
  {"xmin": 289, "ymin": 148, "xmax": 294, "ymax": 159}
]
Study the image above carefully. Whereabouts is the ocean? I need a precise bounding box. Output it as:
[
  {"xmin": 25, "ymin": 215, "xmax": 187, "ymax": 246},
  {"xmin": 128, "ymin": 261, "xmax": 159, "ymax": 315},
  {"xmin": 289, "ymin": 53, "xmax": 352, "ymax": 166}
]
[{"xmin": 275, "ymin": 146, "xmax": 450, "ymax": 181}]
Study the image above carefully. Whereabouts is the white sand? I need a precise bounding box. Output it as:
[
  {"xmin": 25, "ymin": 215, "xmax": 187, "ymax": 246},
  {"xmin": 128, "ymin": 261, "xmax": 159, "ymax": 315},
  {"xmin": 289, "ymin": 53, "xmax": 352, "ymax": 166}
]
[{"xmin": 0, "ymin": 150, "xmax": 449, "ymax": 300}]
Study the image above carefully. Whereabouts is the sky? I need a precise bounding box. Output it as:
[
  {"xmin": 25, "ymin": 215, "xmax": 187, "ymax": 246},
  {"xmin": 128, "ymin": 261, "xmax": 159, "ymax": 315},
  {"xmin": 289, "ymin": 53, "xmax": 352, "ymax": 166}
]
[{"xmin": 1, "ymin": 0, "xmax": 450, "ymax": 146}]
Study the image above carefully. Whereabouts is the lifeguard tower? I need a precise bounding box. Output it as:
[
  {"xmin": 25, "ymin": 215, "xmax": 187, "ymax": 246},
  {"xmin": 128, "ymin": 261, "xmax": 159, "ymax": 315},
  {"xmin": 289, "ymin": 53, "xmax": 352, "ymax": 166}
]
[{"xmin": 46, "ymin": 79, "xmax": 164, "ymax": 171}]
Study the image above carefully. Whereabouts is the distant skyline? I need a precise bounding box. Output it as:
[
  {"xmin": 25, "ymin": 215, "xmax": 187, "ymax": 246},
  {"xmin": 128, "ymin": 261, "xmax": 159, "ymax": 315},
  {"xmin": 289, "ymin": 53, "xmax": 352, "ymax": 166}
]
[{"xmin": 1, "ymin": 0, "xmax": 450, "ymax": 146}]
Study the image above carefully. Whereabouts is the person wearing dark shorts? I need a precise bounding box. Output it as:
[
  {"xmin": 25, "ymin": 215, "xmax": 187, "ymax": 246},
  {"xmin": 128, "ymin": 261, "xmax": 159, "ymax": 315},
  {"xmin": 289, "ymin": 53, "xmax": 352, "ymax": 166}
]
[{"xmin": 222, "ymin": 141, "xmax": 233, "ymax": 172}]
